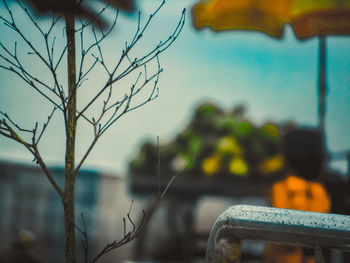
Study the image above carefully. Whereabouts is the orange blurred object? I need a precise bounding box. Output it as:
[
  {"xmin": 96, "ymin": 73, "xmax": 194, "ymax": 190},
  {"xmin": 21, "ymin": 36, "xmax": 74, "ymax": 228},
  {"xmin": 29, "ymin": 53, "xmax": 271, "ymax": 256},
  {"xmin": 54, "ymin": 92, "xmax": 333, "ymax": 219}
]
[
  {"xmin": 264, "ymin": 174, "xmax": 331, "ymax": 263},
  {"xmin": 263, "ymin": 245, "xmax": 317, "ymax": 263},
  {"xmin": 271, "ymin": 175, "xmax": 331, "ymax": 212}
]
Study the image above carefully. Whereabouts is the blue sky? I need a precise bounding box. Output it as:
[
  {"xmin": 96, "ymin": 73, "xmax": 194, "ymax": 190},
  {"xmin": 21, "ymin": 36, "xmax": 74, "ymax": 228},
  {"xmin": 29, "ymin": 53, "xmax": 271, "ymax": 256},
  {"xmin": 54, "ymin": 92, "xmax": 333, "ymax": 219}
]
[{"xmin": 0, "ymin": 0, "xmax": 349, "ymax": 176}]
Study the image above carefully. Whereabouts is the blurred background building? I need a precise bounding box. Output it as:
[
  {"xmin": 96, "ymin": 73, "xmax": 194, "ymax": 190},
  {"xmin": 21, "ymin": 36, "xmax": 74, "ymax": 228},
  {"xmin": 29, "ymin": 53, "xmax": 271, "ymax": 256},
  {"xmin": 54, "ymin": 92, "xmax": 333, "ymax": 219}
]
[
  {"xmin": 0, "ymin": 161, "xmax": 100, "ymax": 262},
  {"xmin": 0, "ymin": 159, "xmax": 270, "ymax": 263}
]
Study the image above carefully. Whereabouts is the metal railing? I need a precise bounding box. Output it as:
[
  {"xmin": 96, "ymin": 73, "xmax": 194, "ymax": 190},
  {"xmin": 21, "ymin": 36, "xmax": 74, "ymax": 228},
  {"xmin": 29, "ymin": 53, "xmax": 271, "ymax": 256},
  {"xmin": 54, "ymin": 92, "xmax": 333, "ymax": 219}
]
[{"xmin": 206, "ymin": 205, "xmax": 350, "ymax": 263}]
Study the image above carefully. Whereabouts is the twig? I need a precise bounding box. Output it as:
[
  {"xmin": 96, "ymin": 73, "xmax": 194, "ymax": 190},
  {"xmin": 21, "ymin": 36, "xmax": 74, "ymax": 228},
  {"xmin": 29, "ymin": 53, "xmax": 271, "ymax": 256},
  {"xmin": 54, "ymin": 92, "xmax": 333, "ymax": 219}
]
[
  {"xmin": 157, "ymin": 136, "xmax": 161, "ymax": 195},
  {"xmin": 90, "ymin": 154, "xmax": 194, "ymax": 263},
  {"xmin": 36, "ymin": 106, "xmax": 58, "ymax": 145},
  {"xmin": 0, "ymin": 111, "xmax": 64, "ymax": 198},
  {"xmin": 0, "ymin": 0, "xmax": 67, "ymax": 110},
  {"xmin": 73, "ymin": 5, "xmax": 186, "ymax": 179},
  {"xmin": 75, "ymin": 213, "xmax": 89, "ymax": 263},
  {"xmin": 76, "ymin": 9, "xmax": 119, "ymax": 88},
  {"xmin": 76, "ymin": 4, "xmax": 186, "ymax": 120}
]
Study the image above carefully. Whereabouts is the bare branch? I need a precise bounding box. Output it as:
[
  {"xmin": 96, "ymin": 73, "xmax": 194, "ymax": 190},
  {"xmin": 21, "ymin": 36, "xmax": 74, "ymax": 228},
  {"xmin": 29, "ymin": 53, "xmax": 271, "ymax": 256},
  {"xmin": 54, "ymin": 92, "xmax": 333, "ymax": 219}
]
[
  {"xmin": 0, "ymin": 111, "xmax": 64, "ymax": 198},
  {"xmin": 36, "ymin": 106, "xmax": 58, "ymax": 145},
  {"xmin": 54, "ymin": 44, "xmax": 68, "ymax": 71},
  {"xmin": 77, "ymin": 4, "xmax": 186, "ymax": 120},
  {"xmin": 74, "ymin": 62, "xmax": 160, "ymax": 177},
  {"xmin": 0, "ymin": 41, "xmax": 66, "ymax": 110},
  {"xmin": 74, "ymin": 4, "xmax": 111, "ymax": 33},
  {"xmin": 90, "ymin": 153, "xmax": 195, "ymax": 263},
  {"xmin": 76, "ymin": 10, "xmax": 119, "ymax": 88},
  {"xmin": 0, "ymin": 111, "xmax": 33, "ymax": 134},
  {"xmin": 0, "ymin": 62, "xmax": 63, "ymax": 110},
  {"xmin": 73, "ymin": 135, "xmax": 99, "ymax": 177},
  {"xmin": 72, "ymin": 5, "xmax": 185, "ymax": 180},
  {"xmin": 0, "ymin": 0, "xmax": 68, "ymax": 110},
  {"xmin": 32, "ymin": 144, "xmax": 64, "ymax": 198},
  {"xmin": 1, "ymin": 0, "xmax": 52, "ymax": 72},
  {"xmin": 75, "ymin": 213, "xmax": 89, "ymax": 263},
  {"xmin": 157, "ymin": 136, "xmax": 161, "ymax": 195}
]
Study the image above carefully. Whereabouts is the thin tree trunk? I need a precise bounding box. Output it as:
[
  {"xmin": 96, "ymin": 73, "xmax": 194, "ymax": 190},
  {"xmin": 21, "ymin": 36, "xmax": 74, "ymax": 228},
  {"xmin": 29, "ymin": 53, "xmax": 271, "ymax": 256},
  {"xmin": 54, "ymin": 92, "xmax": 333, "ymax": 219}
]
[{"xmin": 64, "ymin": 12, "xmax": 77, "ymax": 263}]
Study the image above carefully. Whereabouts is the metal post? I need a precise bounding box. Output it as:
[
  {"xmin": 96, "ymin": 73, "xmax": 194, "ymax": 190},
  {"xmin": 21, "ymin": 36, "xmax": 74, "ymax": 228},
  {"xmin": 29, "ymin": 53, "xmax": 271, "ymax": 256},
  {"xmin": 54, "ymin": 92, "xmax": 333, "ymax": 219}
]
[
  {"xmin": 347, "ymin": 151, "xmax": 350, "ymax": 181},
  {"xmin": 318, "ymin": 37, "xmax": 327, "ymax": 143},
  {"xmin": 315, "ymin": 246, "xmax": 323, "ymax": 263}
]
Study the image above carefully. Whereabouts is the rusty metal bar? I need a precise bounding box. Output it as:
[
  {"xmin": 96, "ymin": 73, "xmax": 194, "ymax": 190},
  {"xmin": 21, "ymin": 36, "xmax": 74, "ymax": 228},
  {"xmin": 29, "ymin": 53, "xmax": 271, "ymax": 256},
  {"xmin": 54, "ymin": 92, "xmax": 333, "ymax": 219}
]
[{"xmin": 206, "ymin": 205, "xmax": 350, "ymax": 263}]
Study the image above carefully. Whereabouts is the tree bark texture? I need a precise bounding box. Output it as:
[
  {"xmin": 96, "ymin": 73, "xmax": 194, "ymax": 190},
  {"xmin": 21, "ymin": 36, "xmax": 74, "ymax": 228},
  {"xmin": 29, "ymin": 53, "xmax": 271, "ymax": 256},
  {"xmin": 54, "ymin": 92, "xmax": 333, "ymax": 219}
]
[{"xmin": 64, "ymin": 12, "xmax": 77, "ymax": 263}]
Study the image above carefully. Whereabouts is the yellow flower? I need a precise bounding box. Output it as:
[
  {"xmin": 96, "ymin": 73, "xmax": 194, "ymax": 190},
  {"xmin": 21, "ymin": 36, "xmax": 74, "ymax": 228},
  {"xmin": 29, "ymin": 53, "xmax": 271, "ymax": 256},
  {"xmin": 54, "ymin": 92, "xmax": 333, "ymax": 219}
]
[
  {"xmin": 229, "ymin": 157, "xmax": 248, "ymax": 176},
  {"xmin": 259, "ymin": 154, "xmax": 283, "ymax": 174},
  {"xmin": 202, "ymin": 154, "xmax": 220, "ymax": 176},
  {"xmin": 217, "ymin": 136, "xmax": 242, "ymax": 155}
]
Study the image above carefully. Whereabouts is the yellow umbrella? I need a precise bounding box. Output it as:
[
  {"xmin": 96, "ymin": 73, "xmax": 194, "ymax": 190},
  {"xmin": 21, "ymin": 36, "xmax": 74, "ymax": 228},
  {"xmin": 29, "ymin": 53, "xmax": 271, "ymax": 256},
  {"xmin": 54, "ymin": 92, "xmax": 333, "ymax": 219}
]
[
  {"xmin": 193, "ymin": 0, "xmax": 290, "ymax": 38},
  {"xmin": 290, "ymin": 0, "xmax": 350, "ymax": 39},
  {"xmin": 192, "ymin": 0, "xmax": 350, "ymax": 140},
  {"xmin": 193, "ymin": 0, "xmax": 350, "ymax": 38}
]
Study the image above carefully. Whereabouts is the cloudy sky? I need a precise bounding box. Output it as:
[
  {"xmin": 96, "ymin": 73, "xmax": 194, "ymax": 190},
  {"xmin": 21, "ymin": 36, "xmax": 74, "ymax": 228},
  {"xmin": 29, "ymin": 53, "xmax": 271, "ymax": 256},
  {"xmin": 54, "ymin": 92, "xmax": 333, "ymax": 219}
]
[{"xmin": 1, "ymin": 0, "xmax": 349, "ymax": 176}]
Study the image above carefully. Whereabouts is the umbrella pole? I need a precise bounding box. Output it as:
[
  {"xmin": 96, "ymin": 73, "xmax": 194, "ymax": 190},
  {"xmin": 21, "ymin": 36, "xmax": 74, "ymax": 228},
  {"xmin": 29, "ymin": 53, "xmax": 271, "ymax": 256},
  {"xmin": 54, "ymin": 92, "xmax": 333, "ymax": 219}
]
[{"xmin": 318, "ymin": 36, "xmax": 327, "ymax": 143}]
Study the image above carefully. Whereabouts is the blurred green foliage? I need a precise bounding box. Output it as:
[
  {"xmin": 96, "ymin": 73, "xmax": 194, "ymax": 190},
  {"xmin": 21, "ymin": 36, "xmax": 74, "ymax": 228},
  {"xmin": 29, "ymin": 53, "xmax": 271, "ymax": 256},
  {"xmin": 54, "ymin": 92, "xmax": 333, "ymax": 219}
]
[{"xmin": 130, "ymin": 102, "xmax": 293, "ymax": 181}]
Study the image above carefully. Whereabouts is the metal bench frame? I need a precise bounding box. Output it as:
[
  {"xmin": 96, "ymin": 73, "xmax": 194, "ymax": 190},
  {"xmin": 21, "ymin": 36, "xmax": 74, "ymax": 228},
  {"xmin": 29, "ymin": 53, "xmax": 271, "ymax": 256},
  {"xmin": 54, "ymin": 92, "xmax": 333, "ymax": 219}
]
[{"xmin": 206, "ymin": 205, "xmax": 350, "ymax": 263}]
